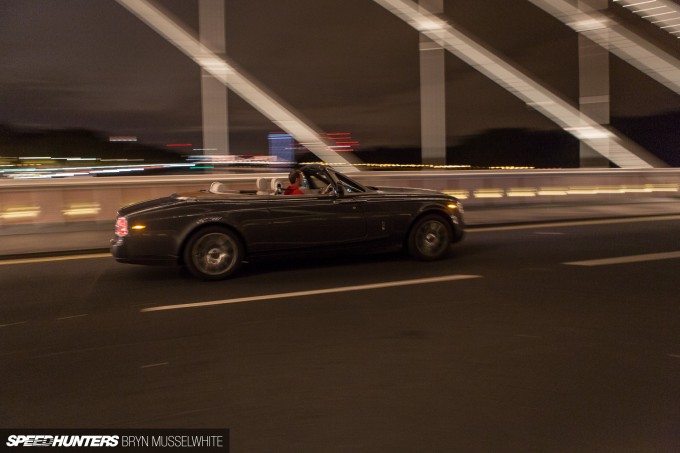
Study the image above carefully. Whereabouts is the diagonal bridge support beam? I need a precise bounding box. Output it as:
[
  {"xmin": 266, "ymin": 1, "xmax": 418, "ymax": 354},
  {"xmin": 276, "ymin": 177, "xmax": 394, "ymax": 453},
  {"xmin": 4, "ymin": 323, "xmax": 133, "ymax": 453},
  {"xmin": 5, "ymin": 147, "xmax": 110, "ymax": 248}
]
[
  {"xmin": 528, "ymin": 0, "xmax": 680, "ymax": 96},
  {"xmin": 116, "ymin": 0, "xmax": 358, "ymax": 171},
  {"xmin": 373, "ymin": 0, "xmax": 667, "ymax": 168}
]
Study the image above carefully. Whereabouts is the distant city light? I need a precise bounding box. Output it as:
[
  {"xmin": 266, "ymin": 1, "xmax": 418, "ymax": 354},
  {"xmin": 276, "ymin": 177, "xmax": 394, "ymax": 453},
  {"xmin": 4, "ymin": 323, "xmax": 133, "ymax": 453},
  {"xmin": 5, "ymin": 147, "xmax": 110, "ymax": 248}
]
[
  {"xmin": 325, "ymin": 132, "xmax": 360, "ymax": 152},
  {"xmin": 268, "ymin": 133, "xmax": 295, "ymax": 162}
]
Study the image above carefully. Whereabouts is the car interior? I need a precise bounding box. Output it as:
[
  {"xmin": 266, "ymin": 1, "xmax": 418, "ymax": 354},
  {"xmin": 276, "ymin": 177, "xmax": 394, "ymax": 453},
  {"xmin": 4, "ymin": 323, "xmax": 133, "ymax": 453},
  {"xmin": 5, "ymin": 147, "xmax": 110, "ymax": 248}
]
[{"xmin": 207, "ymin": 167, "xmax": 366, "ymax": 196}]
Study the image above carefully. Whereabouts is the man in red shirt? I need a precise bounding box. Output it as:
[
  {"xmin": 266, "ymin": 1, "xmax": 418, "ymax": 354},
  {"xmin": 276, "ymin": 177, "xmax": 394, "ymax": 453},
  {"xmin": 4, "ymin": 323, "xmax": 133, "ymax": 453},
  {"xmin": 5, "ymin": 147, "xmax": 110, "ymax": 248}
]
[{"xmin": 283, "ymin": 169, "xmax": 304, "ymax": 195}]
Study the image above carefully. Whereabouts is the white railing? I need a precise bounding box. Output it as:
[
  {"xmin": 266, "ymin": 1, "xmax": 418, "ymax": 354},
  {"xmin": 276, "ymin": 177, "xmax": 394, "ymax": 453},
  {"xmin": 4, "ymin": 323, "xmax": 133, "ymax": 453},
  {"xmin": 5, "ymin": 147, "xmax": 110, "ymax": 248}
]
[{"xmin": 1, "ymin": 169, "xmax": 679, "ymax": 227}]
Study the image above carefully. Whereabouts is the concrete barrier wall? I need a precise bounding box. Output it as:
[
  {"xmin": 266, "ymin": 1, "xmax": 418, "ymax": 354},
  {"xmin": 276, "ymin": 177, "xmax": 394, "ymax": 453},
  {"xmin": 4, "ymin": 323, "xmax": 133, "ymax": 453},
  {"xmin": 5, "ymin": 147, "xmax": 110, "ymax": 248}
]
[
  {"xmin": 353, "ymin": 169, "xmax": 680, "ymax": 206},
  {"xmin": 1, "ymin": 169, "xmax": 679, "ymax": 227}
]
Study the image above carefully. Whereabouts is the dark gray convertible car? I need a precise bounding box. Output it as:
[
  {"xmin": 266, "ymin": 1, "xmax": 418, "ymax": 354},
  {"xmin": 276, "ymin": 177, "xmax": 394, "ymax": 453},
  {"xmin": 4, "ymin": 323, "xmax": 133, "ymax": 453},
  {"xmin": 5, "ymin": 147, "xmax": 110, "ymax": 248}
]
[{"xmin": 111, "ymin": 164, "xmax": 464, "ymax": 280}]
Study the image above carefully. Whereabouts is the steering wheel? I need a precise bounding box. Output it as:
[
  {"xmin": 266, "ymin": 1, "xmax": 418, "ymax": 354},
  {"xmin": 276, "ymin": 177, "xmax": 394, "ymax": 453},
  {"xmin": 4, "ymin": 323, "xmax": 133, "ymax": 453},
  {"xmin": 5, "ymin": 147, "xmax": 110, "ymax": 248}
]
[{"xmin": 321, "ymin": 184, "xmax": 334, "ymax": 195}]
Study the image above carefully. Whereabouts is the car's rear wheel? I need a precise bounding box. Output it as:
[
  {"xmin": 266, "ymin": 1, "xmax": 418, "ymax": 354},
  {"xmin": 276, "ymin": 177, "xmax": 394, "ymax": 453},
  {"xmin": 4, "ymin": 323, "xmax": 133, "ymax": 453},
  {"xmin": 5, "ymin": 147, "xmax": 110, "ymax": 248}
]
[
  {"xmin": 407, "ymin": 215, "xmax": 451, "ymax": 261},
  {"xmin": 183, "ymin": 227, "xmax": 243, "ymax": 280}
]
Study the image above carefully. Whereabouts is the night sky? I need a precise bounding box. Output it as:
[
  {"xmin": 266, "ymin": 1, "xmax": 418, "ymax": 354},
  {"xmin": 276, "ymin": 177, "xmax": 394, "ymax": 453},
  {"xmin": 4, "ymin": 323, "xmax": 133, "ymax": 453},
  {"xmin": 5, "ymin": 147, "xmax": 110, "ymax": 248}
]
[{"xmin": 1, "ymin": 0, "xmax": 679, "ymax": 154}]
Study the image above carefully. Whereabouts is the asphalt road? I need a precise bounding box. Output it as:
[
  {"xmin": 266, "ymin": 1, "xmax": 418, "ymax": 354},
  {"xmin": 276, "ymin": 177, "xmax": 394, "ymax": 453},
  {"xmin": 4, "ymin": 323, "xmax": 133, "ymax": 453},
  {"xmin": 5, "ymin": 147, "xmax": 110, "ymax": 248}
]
[{"xmin": 2, "ymin": 216, "xmax": 680, "ymax": 452}]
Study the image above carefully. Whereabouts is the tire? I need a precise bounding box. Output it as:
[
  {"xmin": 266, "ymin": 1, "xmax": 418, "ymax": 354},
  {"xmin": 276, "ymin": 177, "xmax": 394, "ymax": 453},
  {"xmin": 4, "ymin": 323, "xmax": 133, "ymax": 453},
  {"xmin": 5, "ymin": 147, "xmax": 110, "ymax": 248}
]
[
  {"xmin": 407, "ymin": 215, "xmax": 452, "ymax": 261},
  {"xmin": 183, "ymin": 226, "xmax": 244, "ymax": 280}
]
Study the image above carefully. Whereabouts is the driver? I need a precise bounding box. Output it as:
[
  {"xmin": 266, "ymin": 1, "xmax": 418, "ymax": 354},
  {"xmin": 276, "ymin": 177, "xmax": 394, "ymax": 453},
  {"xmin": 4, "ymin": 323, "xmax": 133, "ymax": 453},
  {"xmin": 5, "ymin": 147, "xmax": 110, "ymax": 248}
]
[{"xmin": 283, "ymin": 169, "xmax": 304, "ymax": 195}]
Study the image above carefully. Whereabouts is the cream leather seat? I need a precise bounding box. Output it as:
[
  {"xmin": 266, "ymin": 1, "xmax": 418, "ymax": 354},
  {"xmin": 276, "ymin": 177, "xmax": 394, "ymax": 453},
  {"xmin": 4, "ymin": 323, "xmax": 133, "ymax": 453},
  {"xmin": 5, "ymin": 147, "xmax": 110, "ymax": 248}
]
[
  {"xmin": 209, "ymin": 182, "xmax": 229, "ymax": 194},
  {"xmin": 256, "ymin": 178, "xmax": 270, "ymax": 195}
]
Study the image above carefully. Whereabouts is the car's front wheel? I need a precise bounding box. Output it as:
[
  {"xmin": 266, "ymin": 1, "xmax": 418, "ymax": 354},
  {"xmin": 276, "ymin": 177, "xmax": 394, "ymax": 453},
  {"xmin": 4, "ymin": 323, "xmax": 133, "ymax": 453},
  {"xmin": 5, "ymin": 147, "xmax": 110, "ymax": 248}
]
[
  {"xmin": 407, "ymin": 215, "xmax": 452, "ymax": 261},
  {"xmin": 183, "ymin": 226, "xmax": 243, "ymax": 280}
]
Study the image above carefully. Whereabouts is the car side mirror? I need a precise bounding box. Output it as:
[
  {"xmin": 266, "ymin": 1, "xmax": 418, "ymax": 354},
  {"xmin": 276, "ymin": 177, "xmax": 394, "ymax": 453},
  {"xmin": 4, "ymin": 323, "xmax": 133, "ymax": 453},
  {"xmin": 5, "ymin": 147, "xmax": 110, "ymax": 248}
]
[{"xmin": 335, "ymin": 184, "xmax": 345, "ymax": 197}]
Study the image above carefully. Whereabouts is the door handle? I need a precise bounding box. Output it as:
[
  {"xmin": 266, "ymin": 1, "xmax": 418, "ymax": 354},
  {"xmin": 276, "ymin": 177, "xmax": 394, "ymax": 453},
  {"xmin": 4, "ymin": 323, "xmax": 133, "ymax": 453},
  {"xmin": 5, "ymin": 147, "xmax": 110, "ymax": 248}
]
[{"xmin": 332, "ymin": 199, "xmax": 366, "ymax": 205}]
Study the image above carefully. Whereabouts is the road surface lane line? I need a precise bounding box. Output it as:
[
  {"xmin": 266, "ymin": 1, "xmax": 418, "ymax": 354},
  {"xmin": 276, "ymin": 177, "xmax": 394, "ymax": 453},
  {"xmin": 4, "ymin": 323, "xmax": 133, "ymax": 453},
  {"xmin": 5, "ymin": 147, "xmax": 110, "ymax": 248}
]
[
  {"xmin": 0, "ymin": 321, "xmax": 28, "ymax": 328},
  {"xmin": 141, "ymin": 362, "xmax": 169, "ymax": 369},
  {"xmin": 564, "ymin": 251, "xmax": 680, "ymax": 267},
  {"xmin": 0, "ymin": 253, "xmax": 110, "ymax": 266},
  {"xmin": 141, "ymin": 274, "xmax": 482, "ymax": 312},
  {"xmin": 56, "ymin": 314, "xmax": 89, "ymax": 321},
  {"xmin": 470, "ymin": 215, "xmax": 680, "ymax": 232}
]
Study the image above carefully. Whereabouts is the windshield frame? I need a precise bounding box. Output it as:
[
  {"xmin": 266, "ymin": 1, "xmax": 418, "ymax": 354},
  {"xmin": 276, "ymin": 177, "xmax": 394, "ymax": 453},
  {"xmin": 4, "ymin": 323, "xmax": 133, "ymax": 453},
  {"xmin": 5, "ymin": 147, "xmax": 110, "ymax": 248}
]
[{"xmin": 325, "ymin": 167, "xmax": 371, "ymax": 194}]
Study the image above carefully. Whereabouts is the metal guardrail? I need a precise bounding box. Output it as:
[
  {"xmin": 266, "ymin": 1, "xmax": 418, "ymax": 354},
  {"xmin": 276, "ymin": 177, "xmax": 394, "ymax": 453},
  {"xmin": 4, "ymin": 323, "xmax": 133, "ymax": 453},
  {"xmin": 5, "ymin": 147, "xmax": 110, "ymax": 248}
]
[{"xmin": 1, "ymin": 169, "xmax": 679, "ymax": 227}]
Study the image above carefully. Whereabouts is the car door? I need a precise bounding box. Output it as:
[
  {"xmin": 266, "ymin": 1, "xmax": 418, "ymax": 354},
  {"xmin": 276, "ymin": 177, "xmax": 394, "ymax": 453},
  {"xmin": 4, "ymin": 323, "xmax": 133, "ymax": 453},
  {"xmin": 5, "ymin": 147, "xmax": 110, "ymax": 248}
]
[{"xmin": 268, "ymin": 193, "xmax": 367, "ymax": 250}]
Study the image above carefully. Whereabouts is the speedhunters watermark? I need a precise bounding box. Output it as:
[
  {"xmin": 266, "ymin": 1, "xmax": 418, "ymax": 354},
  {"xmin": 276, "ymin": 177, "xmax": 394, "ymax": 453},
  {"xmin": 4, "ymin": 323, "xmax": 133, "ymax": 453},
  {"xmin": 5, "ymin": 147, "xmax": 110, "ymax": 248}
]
[
  {"xmin": 6, "ymin": 436, "xmax": 119, "ymax": 448},
  {"xmin": 1, "ymin": 430, "xmax": 228, "ymax": 451}
]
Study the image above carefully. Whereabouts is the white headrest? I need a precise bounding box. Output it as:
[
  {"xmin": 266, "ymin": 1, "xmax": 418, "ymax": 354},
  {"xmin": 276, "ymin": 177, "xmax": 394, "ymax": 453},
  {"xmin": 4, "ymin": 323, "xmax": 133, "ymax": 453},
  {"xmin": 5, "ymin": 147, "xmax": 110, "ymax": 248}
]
[
  {"xmin": 210, "ymin": 182, "xmax": 228, "ymax": 194},
  {"xmin": 271, "ymin": 178, "xmax": 286, "ymax": 190},
  {"xmin": 256, "ymin": 178, "xmax": 270, "ymax": 191}
]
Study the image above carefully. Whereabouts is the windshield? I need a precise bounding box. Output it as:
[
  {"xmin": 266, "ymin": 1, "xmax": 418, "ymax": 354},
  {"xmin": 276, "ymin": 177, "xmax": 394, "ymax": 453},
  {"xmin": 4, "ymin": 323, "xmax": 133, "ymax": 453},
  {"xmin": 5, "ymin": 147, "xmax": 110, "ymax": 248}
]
[
  {"xmin": 305, "ymin": 171, "xmax": 332, "ymax": 190},
  {"xmin": 299, "ymin": 165, "xmax": 371, "ymax": 195},
  {"xmin": 332, "ymin": 170, "xmax": 366, "ymax": 193}
]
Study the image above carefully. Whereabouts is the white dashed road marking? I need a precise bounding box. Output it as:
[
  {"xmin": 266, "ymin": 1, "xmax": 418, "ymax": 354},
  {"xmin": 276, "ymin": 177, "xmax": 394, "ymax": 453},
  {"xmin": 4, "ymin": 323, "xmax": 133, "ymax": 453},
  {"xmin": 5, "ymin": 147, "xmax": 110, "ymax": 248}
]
[
  {"xmin": 470, "ymin": 215, "xmax": 680, "ymax": 233},
  {"xmin": 56, "ymin": 314, "xmax": 89, "ymax": 321},
  {"xmin": 141, "ymin": 362, "xmax": 169, "ymax": 369},
  {"xmin": 142, "ymin": 274, "xmax": 482, "ymax": 312},
  {"xmin": 0, "ymin": 321, "xmax": 28, "ymax": 328},
  {"xmin": 564, "ymin": 251, "xmax": 680, "ymax": 267},
  {"xmin": 0, "ymin": 253, "xmax": 110, "ymax": 266}
]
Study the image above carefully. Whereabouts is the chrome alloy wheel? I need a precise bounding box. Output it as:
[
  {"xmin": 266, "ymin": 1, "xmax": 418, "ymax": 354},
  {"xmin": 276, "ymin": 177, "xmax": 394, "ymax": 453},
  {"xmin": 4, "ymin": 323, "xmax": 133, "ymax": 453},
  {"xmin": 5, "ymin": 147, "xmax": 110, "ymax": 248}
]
[
  {"xmin": 185, "ymin": 228, "xmax": 243, "ymax": 280},
  {"xmin": 407, "ymin": 215, "xmax": 452, "ymax": 261},
  {"xmin": 192, "ymin": 233, "xmax": 237, "ymax": 275}
]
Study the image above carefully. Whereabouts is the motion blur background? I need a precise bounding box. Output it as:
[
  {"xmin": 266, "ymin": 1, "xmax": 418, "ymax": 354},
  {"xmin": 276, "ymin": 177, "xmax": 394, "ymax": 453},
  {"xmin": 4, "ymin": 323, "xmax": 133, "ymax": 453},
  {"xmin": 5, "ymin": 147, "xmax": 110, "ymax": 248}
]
[{"xmin": 1, "ymin": 0, "xmax": 679, "ymax": 173}]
